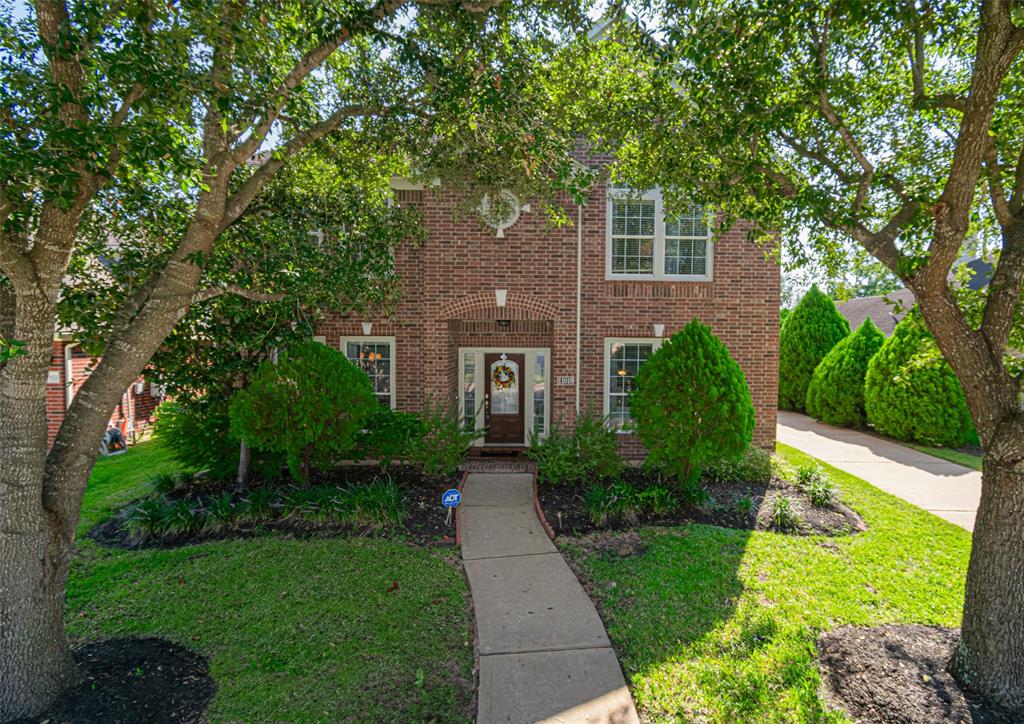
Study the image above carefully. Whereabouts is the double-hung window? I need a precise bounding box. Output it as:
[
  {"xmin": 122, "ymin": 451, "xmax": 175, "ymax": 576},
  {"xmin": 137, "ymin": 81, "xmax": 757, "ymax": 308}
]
[
  {"xmin": 607, "ymin": 187, "xmax": 713, "ymax": 281},
  {"xmin": 604, "ymin": 338, "xmax": 662, "ymax": 429},
  {"xmin": 341, "ymin": 337, "xmax": 396, "ymax": 408}
]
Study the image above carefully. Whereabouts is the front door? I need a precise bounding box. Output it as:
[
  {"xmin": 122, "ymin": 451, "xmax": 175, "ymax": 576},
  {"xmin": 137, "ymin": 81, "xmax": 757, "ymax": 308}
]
[{"xmin": 484, "ymin": 352, "xmax": 525, "ymax": 444}]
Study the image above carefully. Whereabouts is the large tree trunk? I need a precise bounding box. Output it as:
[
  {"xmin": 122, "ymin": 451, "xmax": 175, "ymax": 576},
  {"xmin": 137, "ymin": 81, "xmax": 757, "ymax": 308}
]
[
  {"xmin": 954, "ymin": 424, "xmax": 1024, "ymax": 711},
  {"xmin": 0, "ymin": 293, "xmax": 77, "ymax": 717}
]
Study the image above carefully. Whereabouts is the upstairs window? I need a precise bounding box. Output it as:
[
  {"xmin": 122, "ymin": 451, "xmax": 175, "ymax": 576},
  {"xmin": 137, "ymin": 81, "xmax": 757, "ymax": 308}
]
[{"xmin": 607, "ymin": 188, "xmax": 713, "ymax": 281}]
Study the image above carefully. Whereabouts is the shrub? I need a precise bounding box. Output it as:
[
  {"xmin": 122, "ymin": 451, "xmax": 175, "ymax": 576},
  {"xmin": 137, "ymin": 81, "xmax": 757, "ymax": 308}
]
[
  {"xmin": 581, "ymin": 481, "xmax": 677, "ymax": 526},
  {"xmin": 148, "ymin": 471, "xmax": 188, "ymax": 494},
  {"xmin": 769, "ymin": 494, "xmax": 803, "ymax": 531},
  {"xmin": 702, "ymin": 447, "xmax": 772, "ymax": 485},
  {"xmin": 154, "ymin": 400, "xmax": 240, "ymax": 481},
  {"xmin": 406, "ymin": 396, "xmax": 483, "ymax": 479},
  {"xmin": 630, "ymin": 319, "xmax": 756, "ymax": 489},
  {"xmin": 230, "ymin": 341, "xmax": 378, "ymax": 481},
  {"xmin": 779, "ymin": 285, "xmax": 850, "ymax": 411},
  {"xmin": 527, "ymin": 409, "xmax": 622, "ymax": 485},
  {"xmin": 793, "ymin": 464, "xmax": 837, "ymax": 507},
  {"xmin": 864, "ymin": 311, "xmax": 976, "ymax": 447},
  {"xmin": 733, "ymin": 493, "xmax": 755, "ymax": 517},
  {"xmin": 806, "ymin": 319, "xmax": 885, "ymax": 428},
  {"xmin": 353, "ymin": 407, "xmax": 424, "ymax": 471}
]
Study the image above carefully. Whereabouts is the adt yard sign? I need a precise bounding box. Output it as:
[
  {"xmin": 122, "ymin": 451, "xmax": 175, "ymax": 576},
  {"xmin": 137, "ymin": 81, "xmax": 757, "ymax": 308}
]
[{"xmin": 442, "ymin": 489, "xmax": 462, "ymax": 508}]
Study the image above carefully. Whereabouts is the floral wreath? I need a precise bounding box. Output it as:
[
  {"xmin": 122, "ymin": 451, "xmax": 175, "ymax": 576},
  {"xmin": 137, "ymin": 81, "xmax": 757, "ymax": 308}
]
[{"xmin": 492, "ymin": 363, "xmax": 516, "ymax": 390}]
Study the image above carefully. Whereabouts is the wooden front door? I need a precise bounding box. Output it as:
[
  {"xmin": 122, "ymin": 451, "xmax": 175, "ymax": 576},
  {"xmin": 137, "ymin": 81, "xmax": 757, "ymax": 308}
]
[{"xmin": 484, "ymin": 353, "xmax": 525, "ymax": 444}]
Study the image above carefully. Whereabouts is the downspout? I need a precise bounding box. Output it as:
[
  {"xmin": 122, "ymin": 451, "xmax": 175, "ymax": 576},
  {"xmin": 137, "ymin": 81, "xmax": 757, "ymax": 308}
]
[
  {"xmin": 575, "ymin": 203, "xmax": 582, "ymax": 416},
  {"xmin": 63, "ymin": 342, "xmax": 76, "ymax": 409}
]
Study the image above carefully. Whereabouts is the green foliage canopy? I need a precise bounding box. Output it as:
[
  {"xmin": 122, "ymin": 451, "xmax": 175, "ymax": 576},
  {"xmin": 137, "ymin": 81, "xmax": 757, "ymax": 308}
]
[
  {"xmin": 779, "ymin": 285, "xmax": 850, "ymax": 411},
  {"xmin": 805, "ymin": 318, "xmax": 885, "ymax": 428}
]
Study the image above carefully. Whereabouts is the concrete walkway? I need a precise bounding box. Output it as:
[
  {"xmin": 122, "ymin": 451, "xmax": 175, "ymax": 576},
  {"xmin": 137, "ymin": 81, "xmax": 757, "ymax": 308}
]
[
  {"xmin": 778, "ymin": 411, "xmax": 981, "ymax": 531},
  {"xmin": 460, "ymin": 472, "xmax": 639, "ymax": 724}
]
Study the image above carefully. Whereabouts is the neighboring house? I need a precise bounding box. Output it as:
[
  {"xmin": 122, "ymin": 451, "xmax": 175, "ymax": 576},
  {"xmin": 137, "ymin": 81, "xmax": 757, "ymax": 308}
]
[
  {"xmin": 317, "ymin": 155, "xmax": 781, "ymax": 456},
  {"xmin": 835, "ymin": 256, "xmax": 993, "ymax": 336},
  {"xmin": 46, "ymin": 332, "xmax": 163, "ymax": 448}
]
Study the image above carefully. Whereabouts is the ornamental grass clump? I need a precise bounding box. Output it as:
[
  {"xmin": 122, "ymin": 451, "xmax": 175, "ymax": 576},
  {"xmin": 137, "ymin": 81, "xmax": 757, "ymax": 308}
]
[
  {"xmin": 779, "ymin": 285, "xmax": 850, "ymax": 411},
  {"xmin": 864, "ymin": 311, "xmax": 977, "ymax": 447},
  {"xmin": 230, "ymin": 341, "xmax": 378, "ymax": 482},
  {"xmin": 630, "ymin": 319, "xmax": 755, "ymax": 491},
  {"xmin": 806, "ymin": 318, "xmax": 886, "ymax": 428}
]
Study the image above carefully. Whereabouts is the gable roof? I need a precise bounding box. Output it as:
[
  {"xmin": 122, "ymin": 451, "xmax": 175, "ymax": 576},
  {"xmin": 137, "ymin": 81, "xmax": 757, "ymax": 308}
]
[{"xmin": 836, "ymin": 288, "xmax": 916, "ymax": 336}]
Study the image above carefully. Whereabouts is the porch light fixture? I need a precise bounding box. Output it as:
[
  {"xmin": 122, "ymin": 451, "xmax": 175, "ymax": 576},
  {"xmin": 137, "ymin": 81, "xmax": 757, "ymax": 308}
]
[
  {"xmin": 361, "ymin": 321, "xmax": 373, "ymax": 335},
  {"xmin": 653, "ymin": 323, "xmax": 665, "ymax": 338},
  {"xmin": 495, "ymin": 288, "xmax": 508, "ymax": 307}
]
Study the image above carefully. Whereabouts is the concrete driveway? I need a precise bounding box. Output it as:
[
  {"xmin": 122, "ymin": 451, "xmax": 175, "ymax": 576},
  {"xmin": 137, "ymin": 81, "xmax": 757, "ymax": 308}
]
[{"xmin": 777, "ymin": 411, "xmax": 980, "ymax": 531}]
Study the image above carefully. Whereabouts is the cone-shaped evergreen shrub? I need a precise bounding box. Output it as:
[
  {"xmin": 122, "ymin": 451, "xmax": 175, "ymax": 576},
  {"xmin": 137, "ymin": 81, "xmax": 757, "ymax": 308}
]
[
  {"xmin": 630, "ymin": 319, "xmax": 755, "ymax": 488},
  {"xmin": 864, "ymin": 311, "xmax": 976, "ymax": 447},
  {"xmin": 779, "ymin": 285, "xmax": 850, "ymax": 410},
  {"xmin": 805, "ymin": 318, "xmax": 885, "ymax": 428},
  {"xmin": 230, "ymin": 341, "xmax": 378, "ymax": 481}
]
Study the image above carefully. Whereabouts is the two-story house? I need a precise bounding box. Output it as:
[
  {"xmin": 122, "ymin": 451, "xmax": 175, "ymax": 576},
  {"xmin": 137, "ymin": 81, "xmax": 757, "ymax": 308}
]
[{"xmin": 317, "ymin": 161, "xmax": 780, "ymax": 457}]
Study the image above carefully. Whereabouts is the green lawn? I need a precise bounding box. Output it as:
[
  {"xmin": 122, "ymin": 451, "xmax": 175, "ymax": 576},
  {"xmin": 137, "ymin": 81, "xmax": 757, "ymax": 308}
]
[
  {"xmin": 905, "ymin": 442, "xmax": 984, "ymax": 471},
  {"xmin": 560, "ymin": 443, "xmax": 972, "ymax": 723},
  {"xmin": 68, "ymin": 441, "xmax": 475, "ymax": 722}
]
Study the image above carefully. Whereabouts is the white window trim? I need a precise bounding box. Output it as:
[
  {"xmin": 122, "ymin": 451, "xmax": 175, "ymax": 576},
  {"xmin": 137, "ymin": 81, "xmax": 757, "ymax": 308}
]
[
  {"xmin": 458, "ymin": 347, "xmax": 551, "ymax": 446},
  {"xmin": 605, "ymin": 187, "xmax": 714, "ymax": 282},
  {"xmin": 603, "ymin": 337, "xmax": 663, "ymax": 432},
  {"xmin": 340, "ymin": 336, "xmax": 397, "ymax": 409}
]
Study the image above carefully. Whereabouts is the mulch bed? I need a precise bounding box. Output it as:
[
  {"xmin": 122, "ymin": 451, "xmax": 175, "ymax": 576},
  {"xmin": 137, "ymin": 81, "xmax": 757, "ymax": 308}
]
[
  {"xmin": 817, "ymin": 625, "xmax": 1016, "ymax": 723},
  {"xmin": 14, "ymin": 637, "xmax": 215, "ymax": 724},
  {"xmin": 538, "ymin": 470, "xmax": 866, "ymax": 537},
  {"xmin": 90, "ymin": 465, "xmax": 461, "ymax": 549}
]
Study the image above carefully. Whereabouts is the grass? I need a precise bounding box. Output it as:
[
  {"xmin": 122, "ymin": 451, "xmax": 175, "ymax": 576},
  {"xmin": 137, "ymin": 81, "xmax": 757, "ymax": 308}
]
[
  {"xmin": 68, "ymin": 440, "xmax": 475, "ymax": 722},
  {"xmin": 560, "ymin": 443, "xmax": 972, "ymax": 723},
  {"xmin": 905, "ymin": 442, "xmax": 983, "ymax": 471}
]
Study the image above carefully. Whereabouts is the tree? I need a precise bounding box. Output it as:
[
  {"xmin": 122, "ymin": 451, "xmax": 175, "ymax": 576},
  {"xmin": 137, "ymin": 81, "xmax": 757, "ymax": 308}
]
[
  {"xmin": 865, "ymin": 311, "xmax": 976, "ymax": 447},
  {"xmin": 0, "ymin": 1, "xmax": 589, "ymax": 716},
  {"xmin": 629, "ymin": 319, "xmax": 755, "ymax": 488},
  {"xmin": 590, "ymin": 0, "xmax": 1024, "ymax": 707},
  {"xmin": 826, "ymin": 247, "xmax": 903, "ymax": 301},
  {"xmin": 230, "ymin": 341, "xmax": 377, "ymax": 481},
  {"xmin": 806, "ymin": 318, "xmax": 885, "ymax": 428},
  {"xmin": 778, "ymin": 284, "xmax": 850, "ymax": 411}
]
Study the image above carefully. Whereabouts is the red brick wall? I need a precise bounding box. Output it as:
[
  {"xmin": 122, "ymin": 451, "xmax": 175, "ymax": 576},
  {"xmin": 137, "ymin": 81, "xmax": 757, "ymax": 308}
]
[{"xmin": 318, "ymin": 163, "xmax": 780, "ymax": 457}]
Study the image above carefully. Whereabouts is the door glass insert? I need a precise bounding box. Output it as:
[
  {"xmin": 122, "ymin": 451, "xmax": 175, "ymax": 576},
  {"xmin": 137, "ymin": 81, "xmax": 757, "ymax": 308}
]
[{"xmin": 490, "ymin": 357, "xmax": 519, "ymax": 415}]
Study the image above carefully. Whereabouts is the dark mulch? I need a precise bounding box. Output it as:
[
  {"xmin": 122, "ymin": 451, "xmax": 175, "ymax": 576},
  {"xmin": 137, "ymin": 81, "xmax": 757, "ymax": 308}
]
[
  {"xmin": 14, "ymin": 637, "xmax": 215, "ymax": 724},
  {"xmin": 539, "ymin": 469, "xmax": 866, "ymax": 537},
  {"xmin": 90, "ymin": 464, "xmax": 461, "ymax": 550},
  {"xmin": 818, "ymin": 625, "xmax": 1017, "ymax": 723}
]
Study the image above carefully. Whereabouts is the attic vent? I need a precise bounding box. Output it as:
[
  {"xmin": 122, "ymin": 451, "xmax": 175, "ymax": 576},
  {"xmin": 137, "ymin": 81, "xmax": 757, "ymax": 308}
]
[{"xmin": 394, "ymin": 189, "xmax": 423, "ymax": 207}]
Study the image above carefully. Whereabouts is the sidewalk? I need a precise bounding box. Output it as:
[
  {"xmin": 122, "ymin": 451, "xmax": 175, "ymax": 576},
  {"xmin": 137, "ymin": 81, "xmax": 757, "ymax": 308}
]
[
  {"xmin": 460, "ymin": 472, "xmax": 639, "ymax": 724},
  {"xmin": 778, "ymin": 411, "xmax": 980, "ymax": 531}
]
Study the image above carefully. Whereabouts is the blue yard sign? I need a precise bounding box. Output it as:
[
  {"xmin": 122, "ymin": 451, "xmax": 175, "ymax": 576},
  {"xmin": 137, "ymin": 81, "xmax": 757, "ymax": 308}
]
[{"xmin": 442, "ymin": 488, "xmax": 462, "ymax": 508}]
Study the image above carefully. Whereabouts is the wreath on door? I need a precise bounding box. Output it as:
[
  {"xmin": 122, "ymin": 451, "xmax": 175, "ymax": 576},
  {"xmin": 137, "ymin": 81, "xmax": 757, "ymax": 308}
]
[{"xmin": 492, "ymin": 363, "xmax": 516, "ymax": 390}]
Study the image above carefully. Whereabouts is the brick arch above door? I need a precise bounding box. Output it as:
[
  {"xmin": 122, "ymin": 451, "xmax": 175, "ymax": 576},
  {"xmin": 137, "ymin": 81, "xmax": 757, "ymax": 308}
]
[{"xmin": 438, "ymin": 292, "xmax": 560, "ymax": 321}]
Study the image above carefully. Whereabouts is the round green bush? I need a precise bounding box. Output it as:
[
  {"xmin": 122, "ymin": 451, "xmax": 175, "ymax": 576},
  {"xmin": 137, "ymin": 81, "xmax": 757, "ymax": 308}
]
[
  {"xmin": 864, "ymin": 311, "xmax": 976, "ymax": 447},
  {"xmin": 630, "ymin": 319, "xmax": 756, "ymax": 487},
  {"xmin": 779, "ymin": 285, "xmax": 850, "ymax": 411},
  {"xmin": 230, "ymin": 341, "xmax": 378, "ymax": 481},
  {"xmin": 805, "ymin": 318, "xmax": 886, "ymax": 428}
]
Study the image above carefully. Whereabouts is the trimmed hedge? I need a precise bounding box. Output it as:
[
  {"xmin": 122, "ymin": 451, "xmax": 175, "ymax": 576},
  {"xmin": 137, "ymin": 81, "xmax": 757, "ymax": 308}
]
[
  {"xmin": 805, "ymin": 318, "xmax": 886, "ymax": 428},
  {"xmin": 630, "ymin": 319, "xmax": 755, "ymax": 487},
  {"xmin": 779, "ymin": 285, "xmax": 850, "ymax": 411},
  {"xmin": 864, "ymin": 311, "xmax": 977, "ymax": 447}
]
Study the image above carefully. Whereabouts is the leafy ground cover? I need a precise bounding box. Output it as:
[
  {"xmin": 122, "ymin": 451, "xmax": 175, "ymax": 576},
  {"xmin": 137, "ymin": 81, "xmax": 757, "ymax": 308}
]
[
  {"xmin": 560, "ymin": 443, "xmax": 972, "ymax": 722},
  {"xmin": 61, "ymin": 441, "xmax": 476, "ymax": 722}
]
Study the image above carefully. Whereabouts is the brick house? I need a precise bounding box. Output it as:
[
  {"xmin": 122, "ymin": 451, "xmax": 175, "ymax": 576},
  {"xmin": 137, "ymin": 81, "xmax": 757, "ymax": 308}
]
[
  {"xmin": 46, "ymin": 333, "xmax": 163, "ymax": 448},
  {"xmin": 317, "ymin": 163, "xmax": 780, "ymax": 456}
]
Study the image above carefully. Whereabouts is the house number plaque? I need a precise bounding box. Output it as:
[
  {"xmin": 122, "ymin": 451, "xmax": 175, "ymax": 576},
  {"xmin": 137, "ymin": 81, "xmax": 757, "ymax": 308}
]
[{"xmin": 556, "ymin": 376, "xmax": 575, "ymax": 385}]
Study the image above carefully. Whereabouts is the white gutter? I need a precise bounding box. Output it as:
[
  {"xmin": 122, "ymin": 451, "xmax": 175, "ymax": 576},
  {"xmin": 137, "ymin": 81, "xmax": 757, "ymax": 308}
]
[{"xmin": 575, "ymin": 203, "xmax": 583, "ymax": 415}]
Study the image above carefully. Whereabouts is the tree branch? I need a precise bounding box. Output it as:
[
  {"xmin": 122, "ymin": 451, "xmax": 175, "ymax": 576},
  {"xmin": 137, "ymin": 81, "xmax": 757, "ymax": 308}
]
[
  {"xmin": 220, "ymin": 104, "xmax": 382, "ymax": 231},
  {"xmin": 230, "ymin": 0, "xmax": 413, "ymax": 164},
  {"xmin": 984, "ymin": 137, "xmax": 1013, "ymax": 228},
  {"xmin": 910, "ymin": 24, "xmax": 968, "ymax": 112},
  {"xmin": 1010, "ymin": 143, "xmax": 1024, "ymax": 217},
  {"xmin": 191, "ymin": 285, "xmax": 286, "ymax": 306},
  {"xmin": 981, "ymin": 221, "xmax": 1024, "ymax": 354}
]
